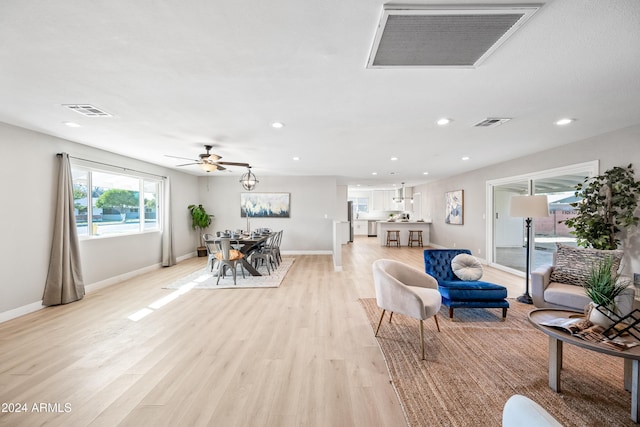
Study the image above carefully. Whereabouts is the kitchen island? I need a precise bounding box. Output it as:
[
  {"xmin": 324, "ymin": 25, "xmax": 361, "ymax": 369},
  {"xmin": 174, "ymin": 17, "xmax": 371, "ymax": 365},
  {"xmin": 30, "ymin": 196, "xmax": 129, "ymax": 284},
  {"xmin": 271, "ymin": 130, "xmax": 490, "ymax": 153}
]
[{"xmin": 377, "ymin": 221, "xmax": 431, "ymax": 246}]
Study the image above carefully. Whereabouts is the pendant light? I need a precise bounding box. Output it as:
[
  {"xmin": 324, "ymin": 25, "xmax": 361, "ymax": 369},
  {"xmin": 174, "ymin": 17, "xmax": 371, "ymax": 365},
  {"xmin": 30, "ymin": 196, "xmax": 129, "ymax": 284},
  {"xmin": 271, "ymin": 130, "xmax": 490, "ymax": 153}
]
[{"xmin": 240, "ymin": 166, "xmax": 259, "ymax": 191}]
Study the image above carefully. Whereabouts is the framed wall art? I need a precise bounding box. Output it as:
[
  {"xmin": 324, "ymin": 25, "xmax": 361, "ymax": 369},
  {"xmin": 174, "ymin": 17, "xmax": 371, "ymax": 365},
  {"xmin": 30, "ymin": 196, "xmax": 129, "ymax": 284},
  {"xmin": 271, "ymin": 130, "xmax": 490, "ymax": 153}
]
[
  {"xmin": 445, "ymin": 189, "xmax": 464, "ymax": 225},
  {"xmin": 241, "ymin": 192, "xmax": 290, "ymax": 218}
]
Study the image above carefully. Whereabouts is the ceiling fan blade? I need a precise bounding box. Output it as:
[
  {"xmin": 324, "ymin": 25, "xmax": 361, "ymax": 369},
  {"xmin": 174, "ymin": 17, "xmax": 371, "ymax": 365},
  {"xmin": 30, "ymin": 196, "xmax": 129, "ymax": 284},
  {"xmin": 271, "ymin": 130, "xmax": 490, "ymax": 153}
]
[
  {"xmin": 216, "ymin": 165, "xmax": 227, "ymax": 171},
  {"xmin": 176, "ymin": 162, "xmax": 200, "ymax": 167},
  {"xmin": 165, "ymin": 155, "xmax": 197, "ymax": 161},
  {"xmin": 217, "ymin": 161, "xmax": 250, "ymax": 167}
]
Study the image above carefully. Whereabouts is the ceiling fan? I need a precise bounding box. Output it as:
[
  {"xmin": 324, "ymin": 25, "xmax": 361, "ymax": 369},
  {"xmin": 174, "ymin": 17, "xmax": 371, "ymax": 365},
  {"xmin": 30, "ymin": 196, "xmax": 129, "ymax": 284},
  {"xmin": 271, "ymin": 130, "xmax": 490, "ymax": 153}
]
[{"xmin": 166, "ymin": 145, "xmax": 250, "ymax": 172}]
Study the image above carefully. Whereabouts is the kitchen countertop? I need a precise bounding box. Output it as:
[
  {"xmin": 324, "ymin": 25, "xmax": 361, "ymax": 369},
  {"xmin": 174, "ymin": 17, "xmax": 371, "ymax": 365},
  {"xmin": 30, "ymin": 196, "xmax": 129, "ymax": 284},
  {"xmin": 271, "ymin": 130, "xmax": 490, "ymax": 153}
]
[{"xmin": 376, "ymin": 221, "xmax": 431, "ymax": 246}]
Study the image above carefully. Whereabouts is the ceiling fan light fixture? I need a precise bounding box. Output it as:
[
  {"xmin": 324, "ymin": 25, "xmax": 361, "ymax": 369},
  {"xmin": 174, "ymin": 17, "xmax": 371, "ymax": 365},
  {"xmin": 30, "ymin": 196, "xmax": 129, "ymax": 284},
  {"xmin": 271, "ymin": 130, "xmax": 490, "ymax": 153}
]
[
  {"xmin": 240, "ymin": 167, "xmax": 259, "ymax": 191},
  {"xmin": 199, "ymin": 162, "xmax": 217, "ymax": 173}
]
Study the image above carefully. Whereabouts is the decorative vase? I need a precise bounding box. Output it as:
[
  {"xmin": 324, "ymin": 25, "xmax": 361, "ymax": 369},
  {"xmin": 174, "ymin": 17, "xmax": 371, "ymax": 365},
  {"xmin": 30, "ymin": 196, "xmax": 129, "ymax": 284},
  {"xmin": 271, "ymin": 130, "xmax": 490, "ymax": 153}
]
[{"xmin": 587, "ymin": 302, "xmax": 615, "ymax": 329}]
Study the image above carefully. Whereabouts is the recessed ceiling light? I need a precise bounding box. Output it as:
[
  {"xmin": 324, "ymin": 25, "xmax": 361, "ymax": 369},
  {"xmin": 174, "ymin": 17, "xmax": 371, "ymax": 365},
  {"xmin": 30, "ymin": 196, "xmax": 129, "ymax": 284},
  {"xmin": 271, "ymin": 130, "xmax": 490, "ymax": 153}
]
[
  {"xmin": 462, "ymin": 156, "xmax": 470, "ymax": 161},
  {"xmin": 555, "ymin": 118, "xmax": 575, "ymax": 126},
  {"xmin": 437, "ymin": 118, "xmax": 451, "ymax": 126},
  {"xmin": 292, "ymin": 156, "xmax": 300, "ymax": 161},
  {"xmin": 372, "ymin": 172, "xmax": 378, "ymax": 175},
  {"xmin": 423, "ymin": 171, "xmax": 429, "ymax": 175},
  {"xmin": 271, "ymin": 122, "xmax": 285, "ymax": 128},
  {"xmin": 390, "ymin": 157, "xmax": 398, "ymax": 161},
  {"xmin": 63, "ymin": 121, "xmax": 81, "ymax": 127}
]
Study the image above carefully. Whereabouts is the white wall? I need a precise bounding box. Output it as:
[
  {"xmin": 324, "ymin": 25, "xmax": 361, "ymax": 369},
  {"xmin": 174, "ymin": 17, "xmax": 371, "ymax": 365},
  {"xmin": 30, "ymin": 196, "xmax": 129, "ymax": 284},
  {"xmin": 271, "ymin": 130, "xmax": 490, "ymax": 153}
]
[
  {"xmin": 0, "ymin": 122, "xmax": 199, "ymax": 317},
  {"xmin": 415, "ymin": 124, "xmax": 640, "ymax": 275},
  {"xmin": 198, "ymin": 175, "xmax": 337, "ymax": 252}
]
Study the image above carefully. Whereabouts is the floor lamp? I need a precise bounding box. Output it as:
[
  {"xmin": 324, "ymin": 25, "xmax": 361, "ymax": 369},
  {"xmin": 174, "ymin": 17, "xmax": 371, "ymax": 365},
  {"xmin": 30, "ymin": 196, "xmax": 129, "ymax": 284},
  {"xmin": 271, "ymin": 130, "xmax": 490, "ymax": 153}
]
[{"xmin": 509, "ymin": 195, "xmax": 549, "ymax": 304}]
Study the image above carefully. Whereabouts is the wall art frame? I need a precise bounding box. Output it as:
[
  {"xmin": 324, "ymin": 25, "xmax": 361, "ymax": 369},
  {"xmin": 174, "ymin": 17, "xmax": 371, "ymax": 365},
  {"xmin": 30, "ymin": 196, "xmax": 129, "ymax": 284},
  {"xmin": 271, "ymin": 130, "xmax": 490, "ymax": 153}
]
[
  {"xmin": 241, "ymin": 192, "xmax": 290, "ymax": 218},
  {"xmin": 445, "ymin": 189, "xmax": 464, "ymax": 225}
]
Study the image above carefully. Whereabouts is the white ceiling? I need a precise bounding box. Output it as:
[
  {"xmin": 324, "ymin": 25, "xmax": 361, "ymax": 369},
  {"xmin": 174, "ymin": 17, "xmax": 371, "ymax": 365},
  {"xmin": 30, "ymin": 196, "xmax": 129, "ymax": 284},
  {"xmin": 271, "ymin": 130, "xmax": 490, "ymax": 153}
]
[{"xmin": 1, "ymin": 0, "xmax": 639, "ymax": 190}]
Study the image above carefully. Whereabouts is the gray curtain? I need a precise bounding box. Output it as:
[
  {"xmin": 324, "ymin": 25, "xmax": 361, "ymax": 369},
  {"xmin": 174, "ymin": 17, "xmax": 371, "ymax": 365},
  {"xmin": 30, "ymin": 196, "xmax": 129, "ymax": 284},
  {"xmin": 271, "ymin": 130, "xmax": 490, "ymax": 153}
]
[
  {"xmin": 43, "ymin": 153, "xmax": 85, "ymax": 306},
  {"xmin": 161, "ymin": 176, "xmax": 176, "ymax": 266}
]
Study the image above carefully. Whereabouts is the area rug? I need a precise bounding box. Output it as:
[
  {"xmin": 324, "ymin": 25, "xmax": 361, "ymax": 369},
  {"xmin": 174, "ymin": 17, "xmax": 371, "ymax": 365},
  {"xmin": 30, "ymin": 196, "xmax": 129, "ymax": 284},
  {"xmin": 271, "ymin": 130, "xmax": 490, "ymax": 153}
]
[
  {"xmin": 360, "ymin": 298, "xmax": 635, "ymax": 427},
  {"xmin": 165, "ymin": 258, "xmax": 294, "ymax": 289}
]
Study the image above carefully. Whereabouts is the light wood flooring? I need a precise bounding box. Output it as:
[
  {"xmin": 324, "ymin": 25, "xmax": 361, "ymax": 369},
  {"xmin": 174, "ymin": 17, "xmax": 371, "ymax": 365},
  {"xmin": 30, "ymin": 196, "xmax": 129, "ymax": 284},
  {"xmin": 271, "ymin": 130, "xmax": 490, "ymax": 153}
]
[{"xmin": 0, "ymin": 236, "xmax": 525, "ymax": 427}]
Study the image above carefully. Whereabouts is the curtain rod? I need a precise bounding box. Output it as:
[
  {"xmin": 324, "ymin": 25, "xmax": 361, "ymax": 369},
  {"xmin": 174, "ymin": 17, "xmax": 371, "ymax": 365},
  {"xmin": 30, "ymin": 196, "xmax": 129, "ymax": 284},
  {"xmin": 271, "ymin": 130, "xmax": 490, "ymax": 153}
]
[{"xmin": 57, "ymin": 153, "xmax": 167, "ymax": 179}]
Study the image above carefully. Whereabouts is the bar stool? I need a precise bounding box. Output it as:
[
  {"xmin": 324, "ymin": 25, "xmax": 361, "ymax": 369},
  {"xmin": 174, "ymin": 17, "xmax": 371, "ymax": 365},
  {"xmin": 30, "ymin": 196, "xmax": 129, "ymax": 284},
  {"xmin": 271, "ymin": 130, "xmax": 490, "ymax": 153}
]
[
  {"xmin": 386, "ymin": 230, "xmax": 400, "ymax": 247},
  {"xmin": 408, "ymin": 230, "xmax": 423, "ymax": 247}
]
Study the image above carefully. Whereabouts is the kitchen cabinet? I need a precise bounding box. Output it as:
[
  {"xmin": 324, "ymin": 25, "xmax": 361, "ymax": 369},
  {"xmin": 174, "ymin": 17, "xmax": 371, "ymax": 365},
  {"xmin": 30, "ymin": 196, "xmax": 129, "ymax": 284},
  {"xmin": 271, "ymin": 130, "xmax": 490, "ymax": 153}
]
[
  {"xmin": 353, "ymin": 220, "xmax": 368, "ymax": 236},
  {"xmin": 372, "ymin": 190, "xmax": 397, "ymax": 211}
]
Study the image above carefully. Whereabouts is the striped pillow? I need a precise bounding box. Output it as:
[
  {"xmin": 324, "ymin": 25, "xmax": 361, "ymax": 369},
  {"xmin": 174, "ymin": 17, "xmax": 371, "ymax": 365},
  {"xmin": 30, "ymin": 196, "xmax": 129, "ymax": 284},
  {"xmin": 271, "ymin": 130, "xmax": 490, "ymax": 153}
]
[{"xmin": 549, "ymin": 244, "xmax": 623, "ymax": 286}]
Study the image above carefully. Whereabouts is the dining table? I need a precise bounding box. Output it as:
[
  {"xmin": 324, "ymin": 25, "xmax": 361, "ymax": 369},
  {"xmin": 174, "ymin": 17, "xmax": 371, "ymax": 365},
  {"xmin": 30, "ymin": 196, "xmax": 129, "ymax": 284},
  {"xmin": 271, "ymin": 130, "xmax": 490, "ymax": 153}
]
[{"xmin": 204, "ymin": 233, "xmax": 271, "ymax": 276}]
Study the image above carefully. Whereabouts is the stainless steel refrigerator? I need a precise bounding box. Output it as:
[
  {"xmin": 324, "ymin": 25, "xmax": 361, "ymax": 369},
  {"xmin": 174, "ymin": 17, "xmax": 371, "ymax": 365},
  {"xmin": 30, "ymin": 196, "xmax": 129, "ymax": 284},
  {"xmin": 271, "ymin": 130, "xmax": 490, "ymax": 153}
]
[{"xmin": 347, "ymin": 201, "xmax": 353, "ymax": 242}]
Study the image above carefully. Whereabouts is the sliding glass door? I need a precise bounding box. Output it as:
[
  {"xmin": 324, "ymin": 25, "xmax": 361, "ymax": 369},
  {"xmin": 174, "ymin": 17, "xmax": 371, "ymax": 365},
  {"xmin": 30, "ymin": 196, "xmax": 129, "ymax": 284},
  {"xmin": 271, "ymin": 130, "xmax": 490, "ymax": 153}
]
[{"xmin": 488, "ymin": 162, "xmax": 598, "ymax": 274}]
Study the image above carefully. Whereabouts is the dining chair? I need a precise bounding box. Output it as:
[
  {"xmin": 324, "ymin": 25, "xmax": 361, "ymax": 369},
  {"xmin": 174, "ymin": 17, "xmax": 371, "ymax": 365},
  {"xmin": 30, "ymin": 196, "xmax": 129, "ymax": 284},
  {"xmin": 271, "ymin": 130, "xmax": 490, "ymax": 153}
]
[
  {"xmin": 214, "ymin": 237, "xmax": 246, "ymax": 285},
  {"xmin": 203, "ymin": 233, "xmax": 219, "ymax": 272},
  {"xmin": 372, "ymin": 259, "xmax": 441, "ymax": 360},
  {"xmin": 271, "ymin": 230, "xmax": 283, "ymax": 266},
  {"xmin": 251, "ymin": 233, "xmax": 278, "ymax": 274}
]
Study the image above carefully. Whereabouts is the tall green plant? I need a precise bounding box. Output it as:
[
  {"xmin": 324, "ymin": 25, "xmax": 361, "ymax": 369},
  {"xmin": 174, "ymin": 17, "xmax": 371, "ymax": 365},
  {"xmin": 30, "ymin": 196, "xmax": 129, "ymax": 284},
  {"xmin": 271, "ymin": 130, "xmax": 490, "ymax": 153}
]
[
  {"xmin": 188, "ymin": 204, "xmax": 213, "ymax": 247},
  {"xmin": 562, "ymin": 164, "xmax": 640, "ymax": 250}
]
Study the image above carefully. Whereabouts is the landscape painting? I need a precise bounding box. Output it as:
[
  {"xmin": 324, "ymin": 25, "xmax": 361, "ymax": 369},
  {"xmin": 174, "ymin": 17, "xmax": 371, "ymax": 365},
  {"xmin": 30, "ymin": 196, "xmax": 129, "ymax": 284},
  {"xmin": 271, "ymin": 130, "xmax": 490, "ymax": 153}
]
[
  {"xmin": 241, "ymin": 192, "xmax": 290, "ymax": 218},
  {"xmin": 445, "ymin": 189, "xmax": 464, "ymax": 225}
]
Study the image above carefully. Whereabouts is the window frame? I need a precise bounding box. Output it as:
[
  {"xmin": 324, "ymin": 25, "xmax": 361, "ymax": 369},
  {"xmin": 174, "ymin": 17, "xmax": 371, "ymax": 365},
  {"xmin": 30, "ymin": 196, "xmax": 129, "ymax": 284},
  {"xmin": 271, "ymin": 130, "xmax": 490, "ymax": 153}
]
[{"xmin": 71, "ymin": 161, "xmax": 162, "ymax": 239}]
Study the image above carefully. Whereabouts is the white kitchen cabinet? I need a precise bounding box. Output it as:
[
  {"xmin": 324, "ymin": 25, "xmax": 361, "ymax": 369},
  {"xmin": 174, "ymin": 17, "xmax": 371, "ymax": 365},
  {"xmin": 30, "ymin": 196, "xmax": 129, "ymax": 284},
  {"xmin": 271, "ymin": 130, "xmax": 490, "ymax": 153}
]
[
  {"xmin": 372, "ymin": 190, "xmax": 397, "ymax": 211},
  {"xmin": 353, "ymin": 220, "xmax": 368, "ymax": 236}
]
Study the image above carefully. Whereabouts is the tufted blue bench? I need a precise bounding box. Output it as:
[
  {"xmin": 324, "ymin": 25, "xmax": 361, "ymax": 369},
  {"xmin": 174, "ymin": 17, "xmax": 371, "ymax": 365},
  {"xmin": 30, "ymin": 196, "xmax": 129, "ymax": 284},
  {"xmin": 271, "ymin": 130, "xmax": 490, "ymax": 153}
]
[{"xmin": 424, "ymin": 249, "xmax": 509, "ymax": 320}]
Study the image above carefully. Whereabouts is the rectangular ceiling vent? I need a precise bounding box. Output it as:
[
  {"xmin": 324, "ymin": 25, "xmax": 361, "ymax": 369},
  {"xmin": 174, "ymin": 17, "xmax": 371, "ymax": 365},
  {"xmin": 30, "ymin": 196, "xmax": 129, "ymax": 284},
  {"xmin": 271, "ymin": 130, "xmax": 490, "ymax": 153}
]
[
  {"xmin": 63, "ymin": 104, "xmax": 112, "ymax": 117},
  {"xmin": 474, "ymin": 117, "xmax": 512, "ymax": 127},
  {"xmin": 367, "ymin": 4, "xmax": 540, "ymax": 68}
]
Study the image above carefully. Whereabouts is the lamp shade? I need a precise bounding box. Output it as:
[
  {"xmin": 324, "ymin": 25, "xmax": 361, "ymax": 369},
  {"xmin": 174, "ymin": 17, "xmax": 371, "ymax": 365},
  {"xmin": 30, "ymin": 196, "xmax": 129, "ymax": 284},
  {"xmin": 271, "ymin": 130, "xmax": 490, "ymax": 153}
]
[
  {"xmin": 199, "ymin": 162, "xmax": 217, "ymax": 173},
  {"xmin": 509, "ymin": 195, "xmax": 549, "ymax": 218}
]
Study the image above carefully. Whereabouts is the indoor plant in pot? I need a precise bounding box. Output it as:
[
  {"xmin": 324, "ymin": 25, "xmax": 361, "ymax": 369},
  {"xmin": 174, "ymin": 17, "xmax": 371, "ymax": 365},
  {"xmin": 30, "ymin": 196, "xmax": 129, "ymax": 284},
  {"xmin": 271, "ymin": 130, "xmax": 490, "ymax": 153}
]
[
  {"xmin": 188, "ymin": 204, "xmax": 213, "ymax": 257},
  {"xmin": 562, "ymin": 164, "xmax": 640, "ymax": 250},
  {"xmin": 583, "ymin": 256, "xmax": 630, "ymax": 328}
]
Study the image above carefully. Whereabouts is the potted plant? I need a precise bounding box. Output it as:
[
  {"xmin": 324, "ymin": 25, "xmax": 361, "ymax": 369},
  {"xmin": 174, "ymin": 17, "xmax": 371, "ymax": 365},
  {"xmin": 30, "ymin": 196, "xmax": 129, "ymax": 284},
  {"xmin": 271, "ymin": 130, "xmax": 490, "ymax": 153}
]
[
  {"xmin": 583, "ymin": 256, "xmax": 630, "ymax": 327},
  {"xmin": 188, "ymin": 204, "xmax": 214, "ymax": 257},
  {"xmin": 562, "ymin": 164, "xmax": 640, "ymax": 250}
]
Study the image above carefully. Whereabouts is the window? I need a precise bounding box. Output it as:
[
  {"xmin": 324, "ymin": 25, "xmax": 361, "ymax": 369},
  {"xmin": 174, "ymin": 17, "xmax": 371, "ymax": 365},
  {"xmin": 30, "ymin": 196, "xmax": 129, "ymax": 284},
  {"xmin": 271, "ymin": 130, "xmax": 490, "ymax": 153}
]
[
  {"xmin": 72, "ymin": 166, "xmax": 161, "ymax": 237},
  {"xmin": 349, "ymin": 197, "xmax": 369, "ymax": 215}
]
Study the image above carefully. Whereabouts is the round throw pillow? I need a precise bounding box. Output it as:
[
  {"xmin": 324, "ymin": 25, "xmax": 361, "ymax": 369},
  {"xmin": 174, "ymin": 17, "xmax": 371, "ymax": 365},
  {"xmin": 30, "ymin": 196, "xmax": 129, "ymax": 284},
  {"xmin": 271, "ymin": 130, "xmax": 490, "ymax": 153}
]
[{"xmin": 451, "ymin": 254, "xmax": 483, "ymax": 281}]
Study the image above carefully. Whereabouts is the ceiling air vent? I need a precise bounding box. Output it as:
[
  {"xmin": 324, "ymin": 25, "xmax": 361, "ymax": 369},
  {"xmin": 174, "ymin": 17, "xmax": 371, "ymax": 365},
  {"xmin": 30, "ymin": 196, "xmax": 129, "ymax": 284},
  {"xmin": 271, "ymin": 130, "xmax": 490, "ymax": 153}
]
[
  {"xmin": 474, "ymin": 118, "xmax": 512, "ymax": 127},
  {"xmin": 63, "ymin": 104, "xmax": 112, "ymax": 117},
  {"xmin": 367, "ymin": 4, "xmax": 540, "ymax": 68}
]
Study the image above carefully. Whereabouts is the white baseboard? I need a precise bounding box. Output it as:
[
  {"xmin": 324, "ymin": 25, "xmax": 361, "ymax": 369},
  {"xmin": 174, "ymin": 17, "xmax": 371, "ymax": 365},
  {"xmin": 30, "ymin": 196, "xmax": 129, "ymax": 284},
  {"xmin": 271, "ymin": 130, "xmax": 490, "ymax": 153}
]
[
  {"xmin": 0, "ymin": 301, "xmax": 44, "ymax": 324},
  {"xmin": 0, "ymin": 252, "xmax": 198, "ymax": 324},
  {"xmin": 85, "ymin": 263, "xmax": 163, "ymax": 293}
]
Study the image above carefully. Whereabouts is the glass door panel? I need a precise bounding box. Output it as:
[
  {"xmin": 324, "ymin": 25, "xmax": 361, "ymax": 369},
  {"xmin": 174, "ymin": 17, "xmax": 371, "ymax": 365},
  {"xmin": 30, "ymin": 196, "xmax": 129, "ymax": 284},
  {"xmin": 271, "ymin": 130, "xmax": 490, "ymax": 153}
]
[
  {"xmin": 531, "ymin": 174, "xmax": 586, "ymax": 270},
  {"xmin": 493, "ymin": 181, "xmax": 528, "ymax": 272}
]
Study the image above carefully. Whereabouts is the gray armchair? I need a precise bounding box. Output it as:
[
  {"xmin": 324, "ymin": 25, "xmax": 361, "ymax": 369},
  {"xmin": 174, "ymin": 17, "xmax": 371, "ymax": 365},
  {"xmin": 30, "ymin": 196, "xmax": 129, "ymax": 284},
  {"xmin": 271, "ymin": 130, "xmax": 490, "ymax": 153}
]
[
  {"xmin": 372, "ymin": 259, "xmax": 442, "ymax": 360},
  {"xmin": 531, "ymin": 251, "xmax": 635, "ymax": 315}
]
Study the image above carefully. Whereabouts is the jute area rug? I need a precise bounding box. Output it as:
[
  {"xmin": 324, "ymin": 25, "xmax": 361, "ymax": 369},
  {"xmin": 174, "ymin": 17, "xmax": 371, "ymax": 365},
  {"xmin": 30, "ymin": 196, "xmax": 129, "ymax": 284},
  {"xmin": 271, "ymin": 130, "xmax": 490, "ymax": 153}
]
[
  {"xmin": 165, "ymin": 258, "xmax": 294, "ymax": 289},
  {"xmin": 360, "ymin": 298, "xmax": 635, "ymax": 427}
]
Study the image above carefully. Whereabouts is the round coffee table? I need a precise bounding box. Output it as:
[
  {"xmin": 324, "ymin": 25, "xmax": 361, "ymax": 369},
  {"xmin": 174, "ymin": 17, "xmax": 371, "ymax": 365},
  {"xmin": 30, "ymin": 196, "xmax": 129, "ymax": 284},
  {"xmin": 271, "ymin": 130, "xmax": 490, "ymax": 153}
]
[{"xmin": 529, "ymin": 308, "xmax": 640, "ymax": 423}]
